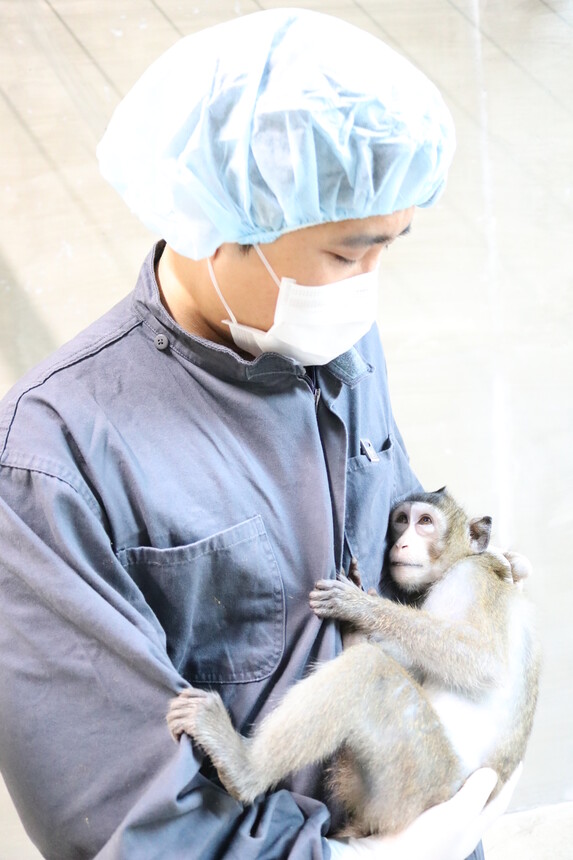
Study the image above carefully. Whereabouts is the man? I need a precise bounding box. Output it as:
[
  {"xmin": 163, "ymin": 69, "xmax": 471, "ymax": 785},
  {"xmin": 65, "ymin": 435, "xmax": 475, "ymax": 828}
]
[{"xmin": 0, "ymin": 9, "xmax": 517, "ymax": 859}]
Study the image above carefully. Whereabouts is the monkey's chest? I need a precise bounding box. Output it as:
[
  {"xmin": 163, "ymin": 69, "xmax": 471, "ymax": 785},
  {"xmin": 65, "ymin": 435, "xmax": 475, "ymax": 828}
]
[{"xmin": 424, "ymin": 685, "xmax": 509, "ymax": 774}]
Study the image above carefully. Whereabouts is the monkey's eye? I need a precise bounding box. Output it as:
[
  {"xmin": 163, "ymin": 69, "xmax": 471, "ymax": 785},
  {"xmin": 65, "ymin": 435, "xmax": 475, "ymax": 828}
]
[
  {"xmin": 418, "ymin": 515, "xmax": 433, "ymax": 525},
  {"xmin": 394, "ymin": 512, "xmax": 408, "ymax": 524}
]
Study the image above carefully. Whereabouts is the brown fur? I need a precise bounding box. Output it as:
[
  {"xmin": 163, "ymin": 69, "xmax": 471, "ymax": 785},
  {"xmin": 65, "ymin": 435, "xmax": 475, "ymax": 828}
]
[{"xmin": 167, "ymin": 490, "xmax": 540, "ymax": 837}]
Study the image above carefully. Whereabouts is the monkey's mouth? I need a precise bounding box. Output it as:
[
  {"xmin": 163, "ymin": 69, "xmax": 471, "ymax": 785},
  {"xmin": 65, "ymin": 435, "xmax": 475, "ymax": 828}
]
[{"xmin": 390, "ymin": 562, "xmax": 423, "ymax": 568}]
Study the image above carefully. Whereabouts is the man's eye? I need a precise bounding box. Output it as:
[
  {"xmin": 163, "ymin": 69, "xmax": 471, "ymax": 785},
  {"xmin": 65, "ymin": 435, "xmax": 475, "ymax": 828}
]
[{"xmin": 331, "ymin": 254, "xmax": 357, "ymax": 265}]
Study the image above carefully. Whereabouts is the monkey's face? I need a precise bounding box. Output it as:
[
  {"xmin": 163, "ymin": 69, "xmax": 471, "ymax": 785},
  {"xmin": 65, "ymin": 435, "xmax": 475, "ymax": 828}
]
[{"xmin": 388, "ymin": 501, "xmax": 448, "ymax": 591}]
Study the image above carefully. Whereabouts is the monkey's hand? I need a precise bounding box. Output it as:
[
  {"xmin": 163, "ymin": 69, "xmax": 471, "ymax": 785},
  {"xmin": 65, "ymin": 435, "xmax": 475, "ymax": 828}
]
[
  {"xmin": 310, "ymin": 573, "xmax": 378, "ymax": 626},
  {"xmin": 503, "ymin": 550, "xmax": 532, "ymax": 588},
  {"xmin": 487, "ymin": 545, "xmax": 532, "ymax": 588},
  {"xmin": 347, "ymin": 557, "xmax": 364, "ymax": 590}
]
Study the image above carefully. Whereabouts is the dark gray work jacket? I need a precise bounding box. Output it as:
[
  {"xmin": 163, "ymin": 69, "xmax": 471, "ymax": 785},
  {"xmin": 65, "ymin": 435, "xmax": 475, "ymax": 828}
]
[{"xmin": 0, "ymin": 243, "xmax": 420, "ymax": 859}]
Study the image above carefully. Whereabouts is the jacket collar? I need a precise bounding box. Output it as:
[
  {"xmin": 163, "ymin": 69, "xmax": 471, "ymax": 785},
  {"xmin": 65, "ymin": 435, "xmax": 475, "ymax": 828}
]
[{"xmin": 133, "ymin": 242, "xmax": 373, "ymax": 389}]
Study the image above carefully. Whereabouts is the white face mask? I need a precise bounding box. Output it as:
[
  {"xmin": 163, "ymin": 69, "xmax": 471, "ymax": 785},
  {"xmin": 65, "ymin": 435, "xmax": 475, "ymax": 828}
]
[{"xmin": 207, "ymin": 245, "xmax": 379, "ymax": 366}]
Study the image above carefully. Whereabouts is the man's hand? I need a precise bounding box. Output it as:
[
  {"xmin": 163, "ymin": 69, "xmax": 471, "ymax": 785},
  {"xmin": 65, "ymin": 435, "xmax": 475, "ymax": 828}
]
[{"xmin": 327, "ymin": 765, "xmax": 522, "ymax": 860}]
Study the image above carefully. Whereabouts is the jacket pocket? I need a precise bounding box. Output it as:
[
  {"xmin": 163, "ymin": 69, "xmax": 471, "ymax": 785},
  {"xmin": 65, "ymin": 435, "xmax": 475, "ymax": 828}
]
[
  {"xmin": 117, "ymin": 515, "xmax": 285, "ymax": 685},
  {"xmin": 345, "ymin": 434, "xmax": 419, "ymax": 592}
]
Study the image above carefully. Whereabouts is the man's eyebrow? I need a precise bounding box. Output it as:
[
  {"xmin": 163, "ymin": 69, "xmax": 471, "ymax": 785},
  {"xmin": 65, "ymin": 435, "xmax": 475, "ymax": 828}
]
[{"xmin": 338, "ymin": 223, "xmax": 412, "ymax": 247}]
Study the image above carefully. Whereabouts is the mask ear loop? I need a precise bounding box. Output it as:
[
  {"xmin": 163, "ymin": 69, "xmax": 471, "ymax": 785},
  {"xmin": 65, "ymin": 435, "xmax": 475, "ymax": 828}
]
[
  {"xmin": 207, "ymin": 258, "xmax": 238, "ymax": 324},
  {"xmin": 254, "ymin": 245, "xmax": 282, "ymax": 288}
]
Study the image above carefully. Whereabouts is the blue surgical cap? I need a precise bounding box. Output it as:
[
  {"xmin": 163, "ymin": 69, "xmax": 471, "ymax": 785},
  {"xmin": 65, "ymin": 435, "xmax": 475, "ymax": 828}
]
[{"xmin": 97, "ymin": 8, "xmax": 456, "ymax": 260}]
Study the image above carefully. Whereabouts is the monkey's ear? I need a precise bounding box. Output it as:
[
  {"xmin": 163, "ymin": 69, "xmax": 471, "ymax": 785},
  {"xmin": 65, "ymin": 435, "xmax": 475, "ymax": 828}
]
[{"xmin": 469, "ymin": 516, "xmax": 492, "ymax": 553}]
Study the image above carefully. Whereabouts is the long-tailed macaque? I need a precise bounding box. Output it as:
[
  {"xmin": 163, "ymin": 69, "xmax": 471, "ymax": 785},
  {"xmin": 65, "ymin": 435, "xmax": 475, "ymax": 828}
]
[{"xmin": 167, "ymin": 488, "xmax": 540, "ymax": 837}]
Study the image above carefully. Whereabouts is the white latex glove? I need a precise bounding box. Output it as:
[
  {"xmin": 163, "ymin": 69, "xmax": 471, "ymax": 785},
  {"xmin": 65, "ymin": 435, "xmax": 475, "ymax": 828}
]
[{"xmin": 327, "ymin": 764, "xmax": 522, "ymax": 860}]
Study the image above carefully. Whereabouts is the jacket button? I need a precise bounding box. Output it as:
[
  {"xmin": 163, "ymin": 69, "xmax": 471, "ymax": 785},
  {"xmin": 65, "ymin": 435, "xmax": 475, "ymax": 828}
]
[{"xmin": 154, "ymin": 333, "xmax": 169, "ymax": 351}]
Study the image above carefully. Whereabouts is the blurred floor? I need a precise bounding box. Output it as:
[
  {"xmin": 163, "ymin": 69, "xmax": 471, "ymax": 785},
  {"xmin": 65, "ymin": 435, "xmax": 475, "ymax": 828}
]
[{"xmin": 1, "ymin": 0, "xmax": 572, "ymax": 857}]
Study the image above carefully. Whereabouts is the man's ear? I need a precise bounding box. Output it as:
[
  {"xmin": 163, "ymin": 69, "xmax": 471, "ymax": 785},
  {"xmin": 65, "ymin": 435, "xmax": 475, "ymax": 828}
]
[{"xmin": 469, "ymin": 516, "xmax": 492, "ymax": 553}]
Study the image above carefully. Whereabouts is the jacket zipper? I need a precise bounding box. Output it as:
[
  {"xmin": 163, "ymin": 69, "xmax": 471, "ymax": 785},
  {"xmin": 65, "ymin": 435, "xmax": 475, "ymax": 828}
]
[{"xmin": 304, "ymin": 368, "xmax": 321, "ymax": 413}]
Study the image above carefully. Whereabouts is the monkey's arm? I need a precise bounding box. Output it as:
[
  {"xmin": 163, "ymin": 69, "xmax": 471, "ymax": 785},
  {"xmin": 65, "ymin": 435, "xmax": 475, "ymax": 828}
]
[{"xmin": 310, "ymin": 575, "xmax": 504, "ymax": 691}]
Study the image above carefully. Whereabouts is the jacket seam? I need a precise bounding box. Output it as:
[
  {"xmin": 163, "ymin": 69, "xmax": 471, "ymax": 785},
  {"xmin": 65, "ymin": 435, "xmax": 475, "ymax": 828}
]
[
  {"xmin": 0, "ymin": 316, "xmax": 142, "ymax": 459},
  {"xmin": 0, "ymin": 460, "xmax": 103, "ymax": 518}
]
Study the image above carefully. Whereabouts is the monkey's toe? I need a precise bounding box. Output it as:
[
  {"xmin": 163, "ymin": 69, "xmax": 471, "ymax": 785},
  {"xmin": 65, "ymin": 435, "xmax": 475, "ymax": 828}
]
[
  {"xmin": 167, "ymin": 716, "xmax": 190, "ymax": 742},
  {"xmin": 347, "ymin": 558, "xmax": 364, "ymax": 590},
  {"xmin": 176, "ymin": 687, "xmax": 213, "ymax": 701},
  {"xmin": 167, "ymin": 688, "xmax": 220, "ymax": 742}
]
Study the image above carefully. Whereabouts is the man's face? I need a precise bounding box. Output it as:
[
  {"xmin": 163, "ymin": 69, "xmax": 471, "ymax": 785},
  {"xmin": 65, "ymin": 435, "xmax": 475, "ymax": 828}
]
[
  {"xmin": 255, "ymin": 207, "xmax": 414, "ymax": 285},
  {"xmin": 212, "ymin": 207, "xmax": 415, "ymax": 336}
]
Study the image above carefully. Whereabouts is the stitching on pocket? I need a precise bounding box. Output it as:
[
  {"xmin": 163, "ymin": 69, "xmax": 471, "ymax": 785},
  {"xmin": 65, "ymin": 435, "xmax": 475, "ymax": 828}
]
[{"xmin": 118, "ymin": 515, "xmax": 285, "ymax": 685}]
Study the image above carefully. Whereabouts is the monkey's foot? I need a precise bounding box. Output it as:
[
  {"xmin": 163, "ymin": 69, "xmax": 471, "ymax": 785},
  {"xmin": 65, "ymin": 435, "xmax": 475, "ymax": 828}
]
[
  {"xmin": 167, "ymin": 687, "xmax": 228, "ymax": 744},
  {"xmin": 310, "ymin": 573, "xmax": 377, "ymax": 624},
  {"xmin": 167, "ymin": 688, "xmax": 253, "ymax": 801}
]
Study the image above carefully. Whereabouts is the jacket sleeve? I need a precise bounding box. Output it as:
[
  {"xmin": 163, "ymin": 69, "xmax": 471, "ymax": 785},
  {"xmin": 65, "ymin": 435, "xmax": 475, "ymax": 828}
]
[{"xmin": 0, "ymin": 466, "xmax": 331, "ymax": 860}]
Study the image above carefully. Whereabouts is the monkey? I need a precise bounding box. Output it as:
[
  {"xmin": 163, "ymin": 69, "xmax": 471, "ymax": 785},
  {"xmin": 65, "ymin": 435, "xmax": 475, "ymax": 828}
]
[{"xmin": 167, "ymin": 488, "xmax": 540, "ymax": 838}]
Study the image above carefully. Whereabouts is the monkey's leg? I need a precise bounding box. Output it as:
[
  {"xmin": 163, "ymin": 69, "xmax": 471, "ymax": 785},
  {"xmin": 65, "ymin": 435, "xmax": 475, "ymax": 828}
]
[
  {"xmin": 169, "ymin": 645, "xmax": 411, "ymax": 805},
  {"xmin": 169, "ymin": 646, "xmax": 459, "ymax": 834},
  {"xmin": 168, "ymin": 658, "xmax": 363, "ymax": 804},
  {"xmin": 167, "ymin": 688, "xmax": 253, "ymax": 800}
]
